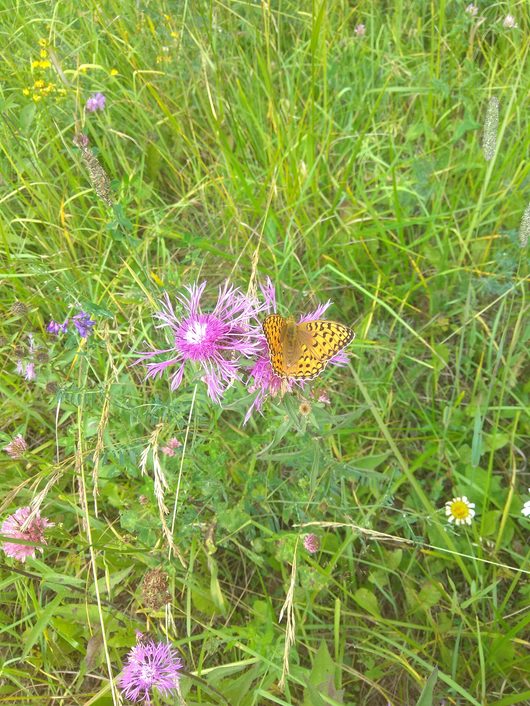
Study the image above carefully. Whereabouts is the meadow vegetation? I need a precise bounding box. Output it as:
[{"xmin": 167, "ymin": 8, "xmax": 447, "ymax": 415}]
[{"xmin": 1, "ymin": 1, "xmax": 529, "ymax": 704}]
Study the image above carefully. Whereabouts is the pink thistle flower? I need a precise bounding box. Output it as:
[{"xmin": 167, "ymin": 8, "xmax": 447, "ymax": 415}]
[
  {"xmin": 161, "ymin": 438, "xmax": 182, "ymax": 457},
  {"xmin": 243, "ymin": 279, "xmax": 350, "ymax": 422},
  {"xmin": 3, "ymin": 434, "xmax": 28, "ymax": 459},
  {"xmin": 243, "ymin": 341, "xmax": 295, "ymax": 424},
  {"xmin": 136, "ymin": 281, "xmax": 264, "ymax": 402},
  {"xmin": 354, "ymin": 23, "xmax": 366, "ymax": 37},
  {"xmin": 303, "ymin": 533, "xmax": 320, "ymax": 554},
  {"xmin": 1, "ymin": 506, "xmax": 54, "ymax": 562},
  {"xmin": 86, "ymin": 92, "xmax": 106, "ymax": 112},
  {"xmin": 118, "ymin": 636, "xmax": 183, "ymax": 704}
]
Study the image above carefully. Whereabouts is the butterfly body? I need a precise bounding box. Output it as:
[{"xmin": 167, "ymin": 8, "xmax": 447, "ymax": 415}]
[{"xmin": 262, "ymin": 314, "xmax": 354, "ymax": 380}]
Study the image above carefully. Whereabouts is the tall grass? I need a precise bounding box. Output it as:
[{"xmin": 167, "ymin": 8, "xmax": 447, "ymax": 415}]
[{"xmin": 1, "ymin": 1, "xmax": 529, "ymax": 704}]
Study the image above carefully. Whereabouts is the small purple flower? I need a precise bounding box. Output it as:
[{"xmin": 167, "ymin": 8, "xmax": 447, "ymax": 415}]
[
  {"xmin": 47, "ymin": 319, "xmax": 69, "ymax": 335},
  {"xmin": 72, "ymin": 312, "xmax": 96, "ymax": 338},
  {"xmin": 136, "ymin": 281, "xmax": 264, "ymax": 402},
  {"xmin": 15, "ymin": 360, "xmax": 24, "ymax": 375},
  {"xmin": 85, "ymin": 92, "xmax": 106, "ymax": 112},
  {"xmin": 3, "ymin": 434, "xmax": 28, "ymax": 459},
  {"xmin": 1, "ymin": 506, "xmax": 54, "ymax": 562},
  {"xmin": 24, "ymin": 362, "xmax": 36, "ymax": 381},
  {"xmin": 303, "ymin": 533, "xmax": 320, "ymax": 554},
  {"xmin": 118, "ymin": 636, "xmax": 183, "ymax": 704}
]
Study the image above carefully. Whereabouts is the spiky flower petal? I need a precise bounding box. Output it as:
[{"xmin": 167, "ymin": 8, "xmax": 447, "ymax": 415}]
[
  {"xmin": 3, "ymin": 435, "xmax": 28, "ymax": 459},
  {"xmin": 1, "ymin": 506, "xmax": 54, "ymax": 562},
  {"xmin": 136, "ymin": 281, "xmax": 264, "ymax": 402},
  {"xmin": 118, "ymin": 636, "xmax": 182, "ymax": 704}
]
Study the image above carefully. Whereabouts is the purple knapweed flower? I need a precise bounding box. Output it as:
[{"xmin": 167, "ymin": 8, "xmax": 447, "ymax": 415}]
[
  {"xmin": 72, "ymin": 312, "xmax": 96, "ymax": 338},
  {"xmin": 47, "ymin": 319, "xmax": 69, "ymax": 335},
  {"xmin": 136, "ymin": 281, "xmax": 264, "ymax": 402},
  {"xmin": 303, "ymin": 533, "xmax": 320, "ymax": 554},
  {"xmin": 118, "ymin": 636, "xmax": 183, "ymax": 704},
  {"xmin": 3, "ymin": 434, "xmax": 28, "ymax": 459},
  {"xmin": 1, "ymin": 506, "xmax": 54, "ymax": 562},
  {"xmin": 85, "ymin": 92, "xmax": 106, "ymax": 112},
  {"xmin": 243, "ymin": 279, "xmax": 350, "ymax": 423}
]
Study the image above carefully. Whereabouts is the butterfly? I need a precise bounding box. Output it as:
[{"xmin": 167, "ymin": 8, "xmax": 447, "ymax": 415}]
[{"xmin": 262, "ymin": 314, "xmax": 354, "ymax": 380}]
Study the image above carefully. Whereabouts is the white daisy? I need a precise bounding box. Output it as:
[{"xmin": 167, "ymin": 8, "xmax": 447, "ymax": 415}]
[{"xmin": 445, "ymin": 496, "xmax": 476, "ymax": 526}]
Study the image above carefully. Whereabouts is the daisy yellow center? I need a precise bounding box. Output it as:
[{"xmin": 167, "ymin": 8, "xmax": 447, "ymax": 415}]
[
  {"xmin": 449, "ymin": 500, "xmax": 471, "ymax": 520},
  {"xmin": 185, "ymin": 321, "xmax": 207, "ymax": 344}
]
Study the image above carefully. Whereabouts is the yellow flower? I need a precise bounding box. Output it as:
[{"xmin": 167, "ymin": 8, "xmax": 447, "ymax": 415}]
[
  {"xmin": 40, "ymin": 49, "xmax": 48, "ymax": 58},
  {"xmin": 33, "ymin": 79, "xmax": 46, "ymax": 89},
  {"xmin": 32, "ymin": 94, "xmax": 42, "ymax": 102},
  {"xmin": 31, "ymin": 60, "xmax": 40, "ymax": 69},
  {"xmin": 109, "ymin": 68, "xmax": 118, "ymax": 76},
  {"xmin": 38, "ymin": 38, "xmax": 48, "ymax": 47},
  {"xmin": 170, "ymin": 31, "xmax": 178, "ymax": 38},
  {"xmin": 39, "ymin": 60, "xmax": 51, "ymax": 69},
  {"xmin": 22, "ymin": 88, "xmax": 30, "ymax": 96}
]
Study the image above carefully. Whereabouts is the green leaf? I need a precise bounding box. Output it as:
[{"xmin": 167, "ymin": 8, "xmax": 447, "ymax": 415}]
[
  {"xmin": 453, "ymin": 109, "xmax": 481, "ymax": 141},
  {"xmin": 471, "ymin": 406, "xmax": 483, "ymax": 467},
  {"xmin": 353, "ymin": 588, "xmax": 380, "ymax": 617},
  {"xmin": 417, "ymin": 581, "xmax": 443, "ymax": 611},
  {"xmin": 303, "ymin": 640, "xmax": 343, "ymax": 706},
  {"xmin": 207, "ymin": 554, "xmax": 227, "ymax": 615},
  {"xmin": 415, "ymin": 667, "xmax": 438, "ymax": 706},
  {"xmin": 481, "ymin": 509, "xmax": 502, "ymax": 537},
  {"xmin": 19, "ymin": 103, "xmax": 36, "ymax": 133},
  {"xmin": 22, "ymin": 595, "xmax": 63, "ymax": 658}
]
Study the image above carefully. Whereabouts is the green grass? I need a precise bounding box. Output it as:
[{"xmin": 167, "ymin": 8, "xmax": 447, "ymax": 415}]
[{"xmin": 1, "ymin": 1, "xmax": 529, "ymax": 704}]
